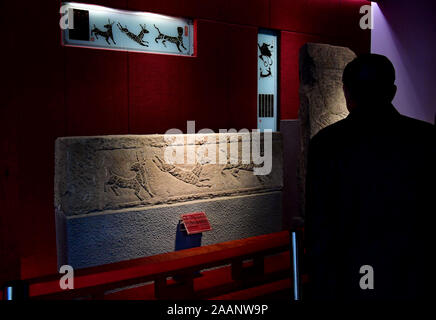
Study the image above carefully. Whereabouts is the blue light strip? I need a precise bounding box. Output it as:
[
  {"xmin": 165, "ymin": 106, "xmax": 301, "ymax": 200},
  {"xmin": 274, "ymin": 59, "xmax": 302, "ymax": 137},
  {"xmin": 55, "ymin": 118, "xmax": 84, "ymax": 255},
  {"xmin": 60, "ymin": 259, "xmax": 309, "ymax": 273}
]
[
  {"xmin": 6, "ymin": 286, "xmax": 13, "ymax": 300},
  {"xmin": 292, "ymin": 232, "xmax": 299, "ymax": 301}
]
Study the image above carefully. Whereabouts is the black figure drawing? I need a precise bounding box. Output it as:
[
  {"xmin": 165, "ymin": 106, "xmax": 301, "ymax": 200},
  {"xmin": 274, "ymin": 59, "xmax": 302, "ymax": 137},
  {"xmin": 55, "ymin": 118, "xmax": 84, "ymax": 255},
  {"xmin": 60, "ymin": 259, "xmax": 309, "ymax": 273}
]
[
  {"xmin": 91, "ymin": 19, "xmax": 116, "ymax": 45},
  {"xmin": 258, "ymin": 42, "xmax": 273, "ymax": 78},
  {"xmin": 154, "ymin": 25, "xmax": 187, "ymax": 52},
  {"xmin": 117, "ymin": 23, "xmax": 150, "ymax": 46}
]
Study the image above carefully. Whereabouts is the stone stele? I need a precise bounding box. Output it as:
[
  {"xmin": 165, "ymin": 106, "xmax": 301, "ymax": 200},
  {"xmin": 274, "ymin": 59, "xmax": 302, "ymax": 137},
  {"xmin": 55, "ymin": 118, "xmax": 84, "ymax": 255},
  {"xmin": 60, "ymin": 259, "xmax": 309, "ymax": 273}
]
[
  {"xmin": 298, "ymin": 43, "xmax": 356, "ymax": 217},
  {"xmin": 55, "ymin": 132, "xmax": 283, "ymax": 217}
]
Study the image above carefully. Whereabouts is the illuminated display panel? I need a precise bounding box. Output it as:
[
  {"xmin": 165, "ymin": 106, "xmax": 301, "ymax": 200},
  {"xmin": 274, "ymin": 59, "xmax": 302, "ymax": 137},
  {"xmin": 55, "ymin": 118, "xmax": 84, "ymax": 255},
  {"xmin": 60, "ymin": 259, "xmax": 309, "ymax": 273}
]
[
  {"xmin": 257, "ymin": 30, "xmax": 278, "ymax": 131},
  {"xmin": 61, "ymin": 2, "xmax": 195, "ymax": 56}
]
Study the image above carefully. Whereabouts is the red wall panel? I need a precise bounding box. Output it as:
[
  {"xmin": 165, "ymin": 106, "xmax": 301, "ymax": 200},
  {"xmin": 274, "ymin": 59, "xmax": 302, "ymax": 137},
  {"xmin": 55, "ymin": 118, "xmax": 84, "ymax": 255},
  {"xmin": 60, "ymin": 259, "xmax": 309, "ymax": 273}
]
[
  {"xmin": 0, "ymin": 0, "xmax": 21, "ymax": 284},
  {"xmin": 129, "ymin": 52, "xmax": 198, "ymax": 134},
  {"xmin": 336, "ymin": 0, "xmax": 371, "ymax": 55},
  {"xmin": 5, "ymin": 1, "xmax": 67, "ymax": 279},
  {"xmin": 188, "ymin": 20, "xmax": 233, "ymax": 132},
  {"xmin": 0, "ymin": 0, "xmax": 370, "ymax": 281},
  {"xmin": 193, "ymin": 20, "xmax": 257, "ymax": 131},
  {"xmin": 270, "ymin": 0, "xmax": 368, "ymax": 37},
  {"xmin": 130, "ymin": 20, "xmax": 257, "ymax": 134},
  {"xmin": 214, "ymin": 0, "xmax": 270, "ymax": 27},
  {"xmin": 127, "ymin": 0, "xmax": 269, "ymax": 28},
  {"xmin": 270, "ymin": 0, "xmax": 307, "ymax": 32},
  {"xmin": 128, "ymin": 0, "xmax": 199, "ymax": 18},
  {"xmin": 225, "ymin": 25, "xmax": 258, "ymax": 130},
  {"xmin": 65, "ymin": 48, "xmax": 129, "ymax": 136},
  {"xmin": 280, "ymin": 31, "xmax": 328, "ymax": 120},
  {"xmin": 270, "ymin": 0, "xmax": 341, "ymax": 35},
  {"xmin": 303, "ymin": 0, "xmax": 341, "ymax": 36}
]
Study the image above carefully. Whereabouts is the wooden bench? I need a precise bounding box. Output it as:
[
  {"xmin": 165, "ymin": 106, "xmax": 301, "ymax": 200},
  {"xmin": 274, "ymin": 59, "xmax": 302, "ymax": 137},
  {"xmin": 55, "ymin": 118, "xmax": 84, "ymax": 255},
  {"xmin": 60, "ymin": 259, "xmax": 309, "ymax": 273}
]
[{"xmin": 25, "ymin": 231, "xmax": 294, "ymax": 300}]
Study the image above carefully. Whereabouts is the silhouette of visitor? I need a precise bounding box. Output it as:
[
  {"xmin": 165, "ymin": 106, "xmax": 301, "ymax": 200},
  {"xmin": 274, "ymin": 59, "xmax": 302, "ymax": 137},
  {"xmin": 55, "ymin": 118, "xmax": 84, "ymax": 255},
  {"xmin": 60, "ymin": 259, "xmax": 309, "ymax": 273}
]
[{"xmin": 304, "ymin": 54, "xmax": 435, "ymax": 300}]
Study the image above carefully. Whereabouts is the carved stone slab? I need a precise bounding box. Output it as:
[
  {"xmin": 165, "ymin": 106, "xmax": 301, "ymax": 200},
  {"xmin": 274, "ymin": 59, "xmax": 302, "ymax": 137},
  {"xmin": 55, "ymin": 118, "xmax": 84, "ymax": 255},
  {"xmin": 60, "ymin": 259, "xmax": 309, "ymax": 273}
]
[
  {"xmin": 55, "ymin": 133, "xmax": 283, "ymax": 216},
  {"xmin": 298, "ymin": 43, "xmax": 356, "ymax": 216}
]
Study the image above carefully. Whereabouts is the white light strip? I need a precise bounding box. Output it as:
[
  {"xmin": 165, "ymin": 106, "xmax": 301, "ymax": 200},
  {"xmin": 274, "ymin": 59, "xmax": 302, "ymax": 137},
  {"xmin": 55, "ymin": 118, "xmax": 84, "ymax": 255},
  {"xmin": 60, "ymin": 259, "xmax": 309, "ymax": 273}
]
[{"xmin": 63, "ymin": 2, "xmax": 177, "ymax": 21}]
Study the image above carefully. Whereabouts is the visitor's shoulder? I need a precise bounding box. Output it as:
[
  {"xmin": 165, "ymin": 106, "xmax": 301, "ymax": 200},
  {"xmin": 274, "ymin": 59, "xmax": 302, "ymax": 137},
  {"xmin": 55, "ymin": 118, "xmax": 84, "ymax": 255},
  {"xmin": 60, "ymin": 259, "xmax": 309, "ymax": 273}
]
[
  {"xmin": 310, "ymin": 118, "xmax": 349, "ymax": 145},
  {"xmin": 399, "ymin": 114, "xmax": 434, "ymax": 132}
]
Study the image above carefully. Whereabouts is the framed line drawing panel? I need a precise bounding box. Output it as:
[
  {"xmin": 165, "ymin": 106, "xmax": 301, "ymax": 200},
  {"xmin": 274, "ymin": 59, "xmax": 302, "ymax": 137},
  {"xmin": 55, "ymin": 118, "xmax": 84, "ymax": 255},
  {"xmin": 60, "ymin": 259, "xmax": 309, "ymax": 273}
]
[{"xmin": 61, "ymin": 2, "xmax": 195, "ymax": 56}]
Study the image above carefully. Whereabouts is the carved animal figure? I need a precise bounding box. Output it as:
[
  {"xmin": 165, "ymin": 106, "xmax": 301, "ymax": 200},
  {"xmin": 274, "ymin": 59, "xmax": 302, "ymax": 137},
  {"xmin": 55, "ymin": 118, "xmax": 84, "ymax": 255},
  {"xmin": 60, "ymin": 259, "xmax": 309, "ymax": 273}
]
[
  {"xmin": 258, "ymin": 42, "xmax": 273, "ymax": 67},
  {"xmin": 91, "ymin": 19, "xmax": 116, "ymax": 45},
  {"xmin": 117, "ymin": 23, "xmax": 149, "ymax": 46},
  {"xmin": 221, "ymin": 157, "xmax": 267, "ymax": 183},
  {"xmin": 105, "ymin": 153, "xmax": 154, "ymax": 201},
  {"xmin": 154, "ymin": 25, "xmax": 186, "ymax": 52},
  {"xmin": 153, "ymin": 156, "xmax": 211, "ymax": 188},
  {"xmin": 221, "ymin": 162, "xmax": 258, "ymax": 177}
]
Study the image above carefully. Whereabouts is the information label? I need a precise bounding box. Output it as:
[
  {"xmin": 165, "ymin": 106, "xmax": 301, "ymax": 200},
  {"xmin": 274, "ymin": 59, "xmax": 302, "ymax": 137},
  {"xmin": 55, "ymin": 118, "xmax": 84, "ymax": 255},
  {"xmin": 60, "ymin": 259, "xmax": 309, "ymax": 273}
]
[{"xmin": 181, "ymin": 212, "xmax": 212, "ymax": 235}]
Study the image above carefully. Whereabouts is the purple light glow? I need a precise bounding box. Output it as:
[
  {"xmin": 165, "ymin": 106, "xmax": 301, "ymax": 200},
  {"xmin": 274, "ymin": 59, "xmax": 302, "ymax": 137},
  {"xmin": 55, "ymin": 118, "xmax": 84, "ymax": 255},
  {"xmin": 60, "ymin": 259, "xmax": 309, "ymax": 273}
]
[{"xmin": 371, "ymin": 1, "xmax": 436, "ymax": 123}]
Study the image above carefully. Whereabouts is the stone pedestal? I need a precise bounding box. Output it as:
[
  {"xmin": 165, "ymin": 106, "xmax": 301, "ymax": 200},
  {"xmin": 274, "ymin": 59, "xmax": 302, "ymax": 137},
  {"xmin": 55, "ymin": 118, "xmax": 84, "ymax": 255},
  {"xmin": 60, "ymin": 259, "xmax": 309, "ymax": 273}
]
[{"xmin": 55, "ymin": 132, "xmax": 283, "ymax": 269}]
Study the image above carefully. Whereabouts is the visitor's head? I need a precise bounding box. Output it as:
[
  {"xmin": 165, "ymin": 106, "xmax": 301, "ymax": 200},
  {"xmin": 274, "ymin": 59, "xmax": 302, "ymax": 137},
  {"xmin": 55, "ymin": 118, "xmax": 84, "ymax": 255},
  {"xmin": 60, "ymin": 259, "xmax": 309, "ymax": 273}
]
[{"xmin": 342, "ymin": 54, "xmax": 397, "ymax": 112}]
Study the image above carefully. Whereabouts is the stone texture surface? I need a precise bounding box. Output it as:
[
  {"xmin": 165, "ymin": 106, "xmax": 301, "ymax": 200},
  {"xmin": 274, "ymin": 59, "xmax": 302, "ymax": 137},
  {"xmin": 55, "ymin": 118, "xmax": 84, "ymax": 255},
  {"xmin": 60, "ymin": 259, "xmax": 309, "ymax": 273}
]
[
  {"xmin": 55, "ymin": 133, "xmax": 283, "ymax": 216},
  {"xmin": 298, "ymin": 43, "xmax": 356, "ymax": 217},
  {"xmin": 58, "ymin": 192, "xmax": 282, "ymax": 269},
  {"xmin": 55, "ymin": 133, "xmax": 283, "ymax": 268}
]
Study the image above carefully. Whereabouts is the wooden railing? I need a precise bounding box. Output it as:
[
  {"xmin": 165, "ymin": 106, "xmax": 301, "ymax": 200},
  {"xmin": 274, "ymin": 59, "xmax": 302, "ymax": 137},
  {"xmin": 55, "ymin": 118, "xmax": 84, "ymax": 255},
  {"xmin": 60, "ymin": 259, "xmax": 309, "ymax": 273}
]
[{"xmin": 24, "ymin": 231, "xmax": 295, "ymax": 300}]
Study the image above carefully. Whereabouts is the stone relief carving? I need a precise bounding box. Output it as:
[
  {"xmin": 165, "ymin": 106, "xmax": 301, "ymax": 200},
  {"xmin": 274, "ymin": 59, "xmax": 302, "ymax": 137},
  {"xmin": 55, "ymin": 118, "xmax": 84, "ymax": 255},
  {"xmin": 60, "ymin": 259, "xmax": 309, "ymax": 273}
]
[
  {"xmin": 221, "ymin": 162, "xmax": 259, "ymax": 178},
  {"xmin": 297, "ymin": 43, "xmax": 356, "ymax": 218},
  {"xmin": 105, "ymin": 152, "xmax": 154, "ymax": 201},
  {"xmin": 220, "ymin": 155, "xmax": 268, "ymax": 184},
  {"xmin": 55, "ymin": 133, "xmax": 283, "ymax": 216},
  {"xmin": 152, "ymin": 155, "xmax": 212, "ymax": 188}
]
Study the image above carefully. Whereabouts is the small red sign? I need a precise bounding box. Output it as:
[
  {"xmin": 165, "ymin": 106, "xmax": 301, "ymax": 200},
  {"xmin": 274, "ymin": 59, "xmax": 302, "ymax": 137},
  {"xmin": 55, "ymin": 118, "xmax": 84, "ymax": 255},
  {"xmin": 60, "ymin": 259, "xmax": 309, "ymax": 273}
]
[
  {"xmin": 181, "ymin": 212, "xmax": 211, "ymax": 235},
  {"xmin": 185, "ymin": 25, "xmax": 189, "ymax": 37}
]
